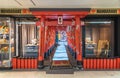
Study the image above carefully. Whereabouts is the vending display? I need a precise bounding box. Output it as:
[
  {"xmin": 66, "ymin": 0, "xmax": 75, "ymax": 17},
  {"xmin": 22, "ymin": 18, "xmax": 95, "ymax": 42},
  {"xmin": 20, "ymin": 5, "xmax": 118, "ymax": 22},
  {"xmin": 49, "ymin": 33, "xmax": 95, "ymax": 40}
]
[{"xmin": 0, "ymin": 17, "xmax": 14, "ymax": 68}]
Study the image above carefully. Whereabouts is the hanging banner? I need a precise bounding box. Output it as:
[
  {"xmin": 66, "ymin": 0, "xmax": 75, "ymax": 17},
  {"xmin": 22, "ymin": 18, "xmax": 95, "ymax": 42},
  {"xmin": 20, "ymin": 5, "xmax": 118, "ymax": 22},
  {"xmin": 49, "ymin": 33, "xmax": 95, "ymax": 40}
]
[{"xmin": 66, "ymin": 26, "xmax": 71, "ymax": 32}]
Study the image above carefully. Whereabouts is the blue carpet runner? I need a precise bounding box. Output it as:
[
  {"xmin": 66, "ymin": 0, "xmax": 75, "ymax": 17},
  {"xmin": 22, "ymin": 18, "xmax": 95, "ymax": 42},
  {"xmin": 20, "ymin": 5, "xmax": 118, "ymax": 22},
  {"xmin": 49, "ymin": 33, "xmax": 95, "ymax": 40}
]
[{"xmin": 52, "ymin": 41, "xmax": 70, "ymax": 66}]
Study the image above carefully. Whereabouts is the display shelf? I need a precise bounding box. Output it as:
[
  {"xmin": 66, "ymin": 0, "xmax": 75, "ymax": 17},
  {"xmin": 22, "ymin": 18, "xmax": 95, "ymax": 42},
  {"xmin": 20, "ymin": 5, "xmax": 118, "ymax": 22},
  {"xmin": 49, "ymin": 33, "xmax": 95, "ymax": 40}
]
[
  {"xmin": 0, "ymin": 33, "xmax": 9, "ymax": 34},
  {"xmin": 0, "ymin": 43, "xmax": 9, "ymax": 44},
  {"xmin": 0, "ymin": 43, "xmax": 14, "ymax": 45},
  {"xmin": 23, "ymin": 45, "xmax": 38, "ymax": 57},
  {"xmin": 0, "ymin": 17, "xmax": 14, "ymax": 68}
]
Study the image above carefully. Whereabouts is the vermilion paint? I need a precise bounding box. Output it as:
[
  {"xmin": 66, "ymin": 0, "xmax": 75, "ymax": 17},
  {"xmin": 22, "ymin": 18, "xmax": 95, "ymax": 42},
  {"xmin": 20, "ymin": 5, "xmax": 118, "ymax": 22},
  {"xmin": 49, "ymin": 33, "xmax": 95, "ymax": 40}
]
[
  {"xmin": 93, "ymin": 59, "xmax": 97, "ymax": 69},
  {"xmin": 12, "ymin": 58, "xmax": 17, "ymax": 69},
  {"xmin": 110, "ymin": 59, "xmax": 113, "ymax": 69},
  {"xmin": 116, "ymin": 58, "xmax": 119, "ymax": 69},
  {"xmin": 87, "ymin": 59, "xmax": 90, "ymax": 69},
  {"xmin": 107, "ymin": 59, "xmax": 110, "ymax": 69},
  {"xmin": 113, "ymin": 58, "xmax": 117, "ymax": 69},
  {"xmin": 34, "ymin": 59, "xmax": 37, "ymax": 69},
  {"xmin": 103, "ymin": 59, "xmax": 107, "ymax": 69},
  {"xmin": 25, "ymin": 58, "xmax": 28, "ymax": 69},
  {"xmin": 20, "ymin": 58, "xmax": 24, "ymax": 69},
  {"xmin": 17, "ymin": 58, "xmax": 21, "ymax": 69},
  {"xmin": 83, "ymin": 59, "xmax": 87, "ymax": 69},
  {"xmin": 31, "ymin": 58, "xmax": 34, "ymax": 69},
  {"xmin": 97, "ymin": 59, "xmax": 100, "ymax": 69},
  {"xmin": 28, "ymin": 58, "xmax": 31, "ymax": 69}
]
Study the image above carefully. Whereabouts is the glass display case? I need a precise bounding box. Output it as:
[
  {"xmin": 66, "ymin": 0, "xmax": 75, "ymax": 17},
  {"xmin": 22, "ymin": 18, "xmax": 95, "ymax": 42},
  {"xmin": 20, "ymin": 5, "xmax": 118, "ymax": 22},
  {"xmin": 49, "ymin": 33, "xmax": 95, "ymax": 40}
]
[
  {"xmin": 84, "ymin": 19, "xmax": 114, "ymax": 58},
  {"xmin": 0, "ymin": 17, "xmax": 14, "ymax": 68},
  {"xmin": 16, "ymin": 19, "xmax": 38, "ymax": 57}
]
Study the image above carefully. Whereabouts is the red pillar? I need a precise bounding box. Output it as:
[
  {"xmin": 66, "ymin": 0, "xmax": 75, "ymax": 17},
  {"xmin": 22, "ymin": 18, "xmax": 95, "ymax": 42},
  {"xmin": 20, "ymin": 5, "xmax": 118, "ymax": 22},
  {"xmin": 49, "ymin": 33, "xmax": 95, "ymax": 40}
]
[
  {"xmin": 73, "ymin": 26, "xmax": 76, "ymax": 52},
  {"xmin": 44, "ymin": 26, "xmax": 48, "ymax": 58},
  {"xmin": 71, "ymin": 26, "xmax": 76, "ymax": 52},
  {"xmin": 38, "ymin": 16, "xmax": 45, "ymax": 69},
  {"xmin": 66, "ymin": 26, "xmax": 71, "ymax": 48},
  {"xmin": 48, "ymin": 27, "xmax": 51, "ymax": 50},
  {"xmin": 75, "ymin": 16, "xmax": 82, "ymax": 66}
]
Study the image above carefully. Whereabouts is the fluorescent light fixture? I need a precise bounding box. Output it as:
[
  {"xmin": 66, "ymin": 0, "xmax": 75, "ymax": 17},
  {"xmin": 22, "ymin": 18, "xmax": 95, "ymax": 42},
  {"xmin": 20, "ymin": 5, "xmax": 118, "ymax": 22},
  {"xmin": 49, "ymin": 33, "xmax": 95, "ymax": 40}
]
[
  {"xmin": 30, "ymin": 0, "xmax": 36, "ymax": 6},
  {"xmin": 85, "ymin": 21, "xmax": 111, "ymax": 24},
  {"xmin": 15, "ymin": 0, "xmax": 22, "ymax": 6},
  {"xmin": 18, "ymin": 22, "xmax": 36, "ymax": 24}
]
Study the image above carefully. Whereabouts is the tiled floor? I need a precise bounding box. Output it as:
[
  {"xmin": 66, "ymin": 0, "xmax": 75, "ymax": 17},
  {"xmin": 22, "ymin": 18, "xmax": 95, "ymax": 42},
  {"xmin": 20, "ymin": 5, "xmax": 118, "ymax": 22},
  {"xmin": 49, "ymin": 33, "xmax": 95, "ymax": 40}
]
[{"xmin": 0, "ymin": 71, "xmax": 120, "ymax": 78}]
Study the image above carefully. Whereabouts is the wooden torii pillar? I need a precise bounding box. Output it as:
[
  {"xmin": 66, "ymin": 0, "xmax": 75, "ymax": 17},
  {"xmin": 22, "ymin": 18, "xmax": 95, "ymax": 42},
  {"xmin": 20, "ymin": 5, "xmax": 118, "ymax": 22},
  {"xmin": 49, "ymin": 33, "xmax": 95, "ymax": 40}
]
[
  {"xmin": 75, "ymin": 16, "xmax": 82, "ymax": 66},
  {"xmin": 36, "ymin": 16, "xmax": 45, "ymax": 68}
]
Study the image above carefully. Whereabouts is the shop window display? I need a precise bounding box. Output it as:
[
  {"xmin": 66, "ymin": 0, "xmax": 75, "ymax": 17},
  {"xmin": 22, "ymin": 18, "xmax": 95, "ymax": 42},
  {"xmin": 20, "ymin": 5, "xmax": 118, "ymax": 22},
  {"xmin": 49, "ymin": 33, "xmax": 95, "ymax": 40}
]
[
  {"xmin": 16, "ymin": 19, "xmax": 38, "ymax": 57},
  {"xmin": 0, "ymin": 17, "xmax": 14, "ymax": 67},
  {"xmin": 84, "ymin": 20, "xmax": 114, "ymax": 58}
]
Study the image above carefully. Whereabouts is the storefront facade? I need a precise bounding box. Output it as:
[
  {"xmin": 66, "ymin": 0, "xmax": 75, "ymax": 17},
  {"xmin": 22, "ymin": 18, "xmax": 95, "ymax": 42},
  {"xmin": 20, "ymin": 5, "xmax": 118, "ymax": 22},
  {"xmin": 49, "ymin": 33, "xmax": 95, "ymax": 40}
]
[{"xmin": 0, "ymin": 8, "xmax": 120, "ymax": 70}]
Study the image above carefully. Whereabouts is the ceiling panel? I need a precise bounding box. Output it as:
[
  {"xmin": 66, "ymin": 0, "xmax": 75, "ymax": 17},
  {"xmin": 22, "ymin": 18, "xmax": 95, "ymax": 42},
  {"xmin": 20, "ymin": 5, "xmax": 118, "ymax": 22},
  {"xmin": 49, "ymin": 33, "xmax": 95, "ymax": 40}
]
[
  {"xmin": 0, "ymin": 0, "xmax": 22, "ymax": 8},
  {"xmin": 16, "ymin": 0, "xmax": 33, "ymax": 7},
  {"xmin": 0, "ymin": 0, "xmax": 119, "ymax": 8}
]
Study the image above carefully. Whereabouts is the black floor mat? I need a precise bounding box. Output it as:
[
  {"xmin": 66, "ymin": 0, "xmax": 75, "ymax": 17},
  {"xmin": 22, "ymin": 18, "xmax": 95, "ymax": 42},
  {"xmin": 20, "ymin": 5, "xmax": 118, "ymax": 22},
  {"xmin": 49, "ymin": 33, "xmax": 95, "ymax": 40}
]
[{"xmin": 46, "ymin": 69, "xmax": 74, "ymax": 74}]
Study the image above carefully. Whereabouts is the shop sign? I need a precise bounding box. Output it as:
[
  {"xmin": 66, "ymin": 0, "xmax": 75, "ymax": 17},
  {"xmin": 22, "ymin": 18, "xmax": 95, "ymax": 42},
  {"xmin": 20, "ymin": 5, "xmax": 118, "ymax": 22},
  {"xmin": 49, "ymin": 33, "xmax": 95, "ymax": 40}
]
[
  {"xmin": 90, "ymin": 9, "xmax": 120, "ymax": 14},
  {"xmin": 58, "ymin": 16, "xmax": 63, "ymax": 25},
  {"xmin": 0, "ymin": 8, "xmax": 31, "ymax": 15}
]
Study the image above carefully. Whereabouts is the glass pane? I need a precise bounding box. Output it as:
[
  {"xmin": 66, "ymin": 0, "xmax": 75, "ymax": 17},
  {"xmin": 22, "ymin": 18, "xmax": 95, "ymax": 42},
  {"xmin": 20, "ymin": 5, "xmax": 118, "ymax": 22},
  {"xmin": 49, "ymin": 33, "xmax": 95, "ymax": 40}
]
[
  {"xmin": 84, "ymin": 20, "xmax": 114, "ymax": 58},
  {"xmin": 10, "ymin": 18, "xmax": 15, "ymax": 57},
  {"xmin": 37, "ymin": 26, "xmax": 40, "ymax": 44},
  {"xmin": 0, "ymin": 17, "xmax": 13, "ymax": 67},
  {"xmin": 17, "ymin": 19, "xmax": 38, "ymax": 57}
]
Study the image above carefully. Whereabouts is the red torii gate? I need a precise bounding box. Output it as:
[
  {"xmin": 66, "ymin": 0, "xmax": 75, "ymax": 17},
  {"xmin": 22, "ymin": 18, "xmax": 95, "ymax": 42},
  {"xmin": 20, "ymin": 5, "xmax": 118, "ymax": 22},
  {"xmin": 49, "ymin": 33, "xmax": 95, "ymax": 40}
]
[{"xmin": 31, "ymin": 8, "xmax": 90, "ymax": 68}]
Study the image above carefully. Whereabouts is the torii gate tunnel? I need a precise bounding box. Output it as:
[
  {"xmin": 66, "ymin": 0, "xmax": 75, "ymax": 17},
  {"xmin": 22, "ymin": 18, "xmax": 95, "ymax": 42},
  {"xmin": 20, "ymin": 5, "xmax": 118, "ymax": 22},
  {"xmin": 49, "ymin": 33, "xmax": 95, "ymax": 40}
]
[{"xmin": 30, "ymin": 8, "xmax": 90, "ymax": 68}]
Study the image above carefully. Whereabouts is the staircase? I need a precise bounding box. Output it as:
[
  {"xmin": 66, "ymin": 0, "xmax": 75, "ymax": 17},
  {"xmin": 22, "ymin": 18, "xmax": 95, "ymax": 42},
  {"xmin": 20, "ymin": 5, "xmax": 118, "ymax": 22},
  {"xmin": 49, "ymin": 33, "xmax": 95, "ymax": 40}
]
[
  {"xmin": 46, "ymin": 41, "xmax": 74, "ymax": 74},
  {"xmin": 51, "ymin": 41, "xmax": 71, "ymax": 67}
]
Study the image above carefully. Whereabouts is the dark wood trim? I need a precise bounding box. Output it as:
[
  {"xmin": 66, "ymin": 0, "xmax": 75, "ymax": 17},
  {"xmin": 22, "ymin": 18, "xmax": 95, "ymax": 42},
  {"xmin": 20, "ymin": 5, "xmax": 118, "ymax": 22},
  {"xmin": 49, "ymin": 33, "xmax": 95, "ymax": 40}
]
[{"xmin": 30, "ymin": 8, "xmax": 91, "ymax": 12}]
